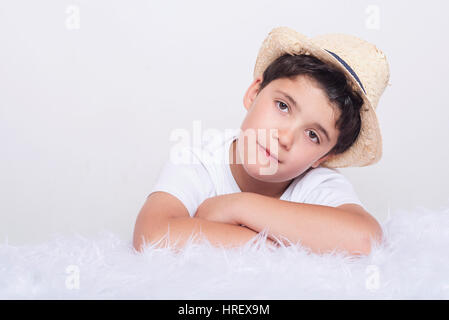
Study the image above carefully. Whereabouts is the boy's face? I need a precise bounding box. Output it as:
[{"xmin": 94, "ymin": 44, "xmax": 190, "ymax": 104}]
[{"xmin": 236, "ymin": 75, "xmax": 340, "ymax": 182}]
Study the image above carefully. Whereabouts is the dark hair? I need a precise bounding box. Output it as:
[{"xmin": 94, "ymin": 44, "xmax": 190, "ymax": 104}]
[{"xmin": 258, "ymin": 54, "xmax": 363, "ymax": 157}]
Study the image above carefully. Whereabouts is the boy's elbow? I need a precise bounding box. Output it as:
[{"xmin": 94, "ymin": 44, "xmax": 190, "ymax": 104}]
[
  {"xmin": 132, "ymin": 224, "xmax": 158, "ymax": 253},
  {"xmin": 360, "ymin": 223, "xmax": 384, "ymax": 255},
  {"xmin": 133, "ymin": 218, "xmax": 180, "ymax": 253},
  {"xmin": 133, "ymin": 230, "xmax": 162, "ymax": 253},
  {"xmin": 132, "ymin": 217, "xmax": 146, "ymax": 252},
  {"xmin": 133, "ymin": 231, "xmax": 146, "ymax": 253}
]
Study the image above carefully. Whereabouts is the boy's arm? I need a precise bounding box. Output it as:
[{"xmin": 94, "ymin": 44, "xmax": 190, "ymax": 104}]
[
  {"xmin": 141, "ymin": 217, "xmax": 277, "ymax": 252},
  {"xmin": 198, "ymin": 192, "xmax": 382, "ymax": 255},
  {"xmin": 133, "ymin": 192, "xmax": 276, "ymax": 253}
]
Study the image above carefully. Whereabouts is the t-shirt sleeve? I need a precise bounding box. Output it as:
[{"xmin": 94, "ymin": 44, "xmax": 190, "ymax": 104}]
[
  {"xmin": 291, "ymin": 168, "xmax": 365, "ymax": 209},
  {"xmin": 148, "ymin": 160, "xmax": 215, "ymax": 218}
]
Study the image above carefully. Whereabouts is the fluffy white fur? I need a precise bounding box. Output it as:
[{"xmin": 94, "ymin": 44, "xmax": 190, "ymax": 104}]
[{"xmin": 1, "ymin": 205, "xmax": 449, "ymax": 299}]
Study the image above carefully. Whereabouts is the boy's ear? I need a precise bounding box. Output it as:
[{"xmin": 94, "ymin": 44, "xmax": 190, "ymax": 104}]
[
  {"xmin": 243, "ymin": 76, "xmax": 263, "ymax": 111},
  {"xmin": 311, "ymin": 153, "xmax": 332, "ymax": 168}
]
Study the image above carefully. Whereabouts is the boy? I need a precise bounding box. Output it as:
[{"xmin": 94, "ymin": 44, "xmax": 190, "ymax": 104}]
[{"xmin": 133, "ymin": 26, "xmax": 390, "ymax": 256}]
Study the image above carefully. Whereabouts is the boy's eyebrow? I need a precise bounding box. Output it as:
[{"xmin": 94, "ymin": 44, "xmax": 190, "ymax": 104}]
[{"xmin": 274, "ymin": 89, "xmax": 331, "ymax": 143}]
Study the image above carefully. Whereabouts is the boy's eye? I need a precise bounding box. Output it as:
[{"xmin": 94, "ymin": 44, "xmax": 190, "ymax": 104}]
[
  {"xmin": 275, "ymin": 100, "xmax": 289, "ymax": 112},
  {"xmin": 306, "ymin": 129, "xmax": 320, "ymax": 144}
]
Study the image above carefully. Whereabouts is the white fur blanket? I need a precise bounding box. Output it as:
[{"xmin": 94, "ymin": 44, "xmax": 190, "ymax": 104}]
[{"xmin": 1, "ymin": 205, "xmax": 449, "ymax": 299}]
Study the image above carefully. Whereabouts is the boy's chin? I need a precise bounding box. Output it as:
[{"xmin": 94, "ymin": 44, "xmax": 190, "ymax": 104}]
[{"xmin": 242, "ymin": 162, "xmax": 286, "ymax": 182}]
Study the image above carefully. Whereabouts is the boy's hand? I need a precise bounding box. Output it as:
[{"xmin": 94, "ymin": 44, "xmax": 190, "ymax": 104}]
[{"xmin": 195, "ymin": 194, "xmax": 239, "ymax": 225}]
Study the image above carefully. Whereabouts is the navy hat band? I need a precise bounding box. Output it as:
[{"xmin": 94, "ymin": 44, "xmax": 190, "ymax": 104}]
[{"xmin": 324, "ymin": 49, "xmax": 366, "ymax": 95}]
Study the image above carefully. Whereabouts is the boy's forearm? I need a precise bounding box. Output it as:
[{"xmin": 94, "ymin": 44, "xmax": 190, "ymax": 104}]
[
  {"xmin": 136, "ymin": 217, "xmax": 276, "ymax": 252},
  {"xmin": 230, "ymin": 192, "xmax": 375, "ymax": 255}
]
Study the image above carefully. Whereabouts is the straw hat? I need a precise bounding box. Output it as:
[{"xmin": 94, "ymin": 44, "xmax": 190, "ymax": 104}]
[{"xmin": 253, "ymin": 26, "xmax": 390, "ymax": 168}]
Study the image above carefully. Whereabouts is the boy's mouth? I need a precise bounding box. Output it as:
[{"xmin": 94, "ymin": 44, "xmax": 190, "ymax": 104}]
[{"xmin": 257, "ymin": 141, "xmax": 281, "ymax": 163}]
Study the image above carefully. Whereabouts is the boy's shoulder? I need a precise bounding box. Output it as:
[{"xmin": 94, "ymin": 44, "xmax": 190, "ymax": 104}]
[
  {"xmin": 289, "ymin": 166, "xmax": 347, "ymax": 191},
  {"xmin": 299, "ymin": 166, "xmax": 343, "ymax": 180},
  {"xmin": 287, "ymin": 166, "xmax": 363, "ymax": 208}
]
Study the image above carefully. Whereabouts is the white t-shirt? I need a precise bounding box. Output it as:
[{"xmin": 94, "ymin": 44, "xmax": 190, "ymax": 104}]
[{"xmin": 148, "ymin": 129, "xmax": 365, "ymax": 217}]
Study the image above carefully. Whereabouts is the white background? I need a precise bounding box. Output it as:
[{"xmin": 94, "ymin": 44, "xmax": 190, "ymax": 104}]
[{"xmin": 1, "ymin": 0, "xmax": 448, "ymax": 245}]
